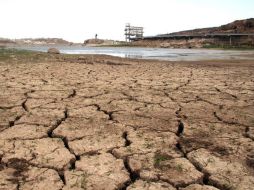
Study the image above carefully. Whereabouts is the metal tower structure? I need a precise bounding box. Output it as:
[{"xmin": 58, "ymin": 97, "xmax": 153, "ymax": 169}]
[{"xmin": 125, "ymin": 23, "xmax": 144, "ymax": 42}]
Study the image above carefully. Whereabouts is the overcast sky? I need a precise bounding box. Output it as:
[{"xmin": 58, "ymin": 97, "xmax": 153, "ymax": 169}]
[{"xmin": 0, "ymin": 0, "xmax": 253, "ymax": 42}]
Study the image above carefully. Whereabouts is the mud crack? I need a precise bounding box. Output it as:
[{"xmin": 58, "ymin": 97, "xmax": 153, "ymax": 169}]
[
  {"xmin": 47, "ymin": 108, "xmax": 68, "ymax": 137},
  {"xmin": 92, "ymin": 104, "xmax": 117, "ymax": 121},
  {"xmin": 213, "ymin": 111, "xmax": 249, "ymax": 128},
  {"xmin": 67, "ymin": 89, "xmax": 77, "ymax": 98},
  {"xmin": 176, "ymin": 120, "xmax": 184, "ymax": 136},
  {"xmin": 9, "ymin": 115, "xmax": 23, "ymax": 127},
  {"xmin": 121, "ymin": 131, "xmax": 139, "ymax": 190},
  {"xmin": 21, "ymin": 99, "xmax": 28, "ymax": 112},
  {"xmin": 175, "ymin": 70, "xmax": 193, "ymax": 90},
  {"xmin": 215, "ymin": 87, "xmax": 238, "ymax": 99}
]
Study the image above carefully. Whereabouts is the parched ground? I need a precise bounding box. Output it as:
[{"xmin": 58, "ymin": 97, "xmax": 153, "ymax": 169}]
[{"xmin": 0, "ymin": 51, "xmax": 254, "ymax": 190}]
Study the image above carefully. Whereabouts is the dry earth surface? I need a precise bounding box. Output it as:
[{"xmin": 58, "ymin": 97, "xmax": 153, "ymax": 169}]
[{"xmin": 0, "ymin": 50, "xmax": 254, "ymax": 190}]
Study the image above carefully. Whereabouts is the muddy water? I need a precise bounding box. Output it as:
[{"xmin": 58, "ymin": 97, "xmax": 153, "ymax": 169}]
[{"xmin": 17, "ymin": 46, "xmax": 254, "ymax": 61}]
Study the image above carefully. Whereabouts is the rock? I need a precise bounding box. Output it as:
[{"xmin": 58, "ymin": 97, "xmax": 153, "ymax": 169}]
[{"xmin": 47, "ymin": 48, "xmax": 60, "ymax": 54}]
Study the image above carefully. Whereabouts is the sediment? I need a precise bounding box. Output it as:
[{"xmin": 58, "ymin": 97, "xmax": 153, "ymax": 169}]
[{"xmin": 0, "ymin": 52, "xmax": 254, "ymax": 190}]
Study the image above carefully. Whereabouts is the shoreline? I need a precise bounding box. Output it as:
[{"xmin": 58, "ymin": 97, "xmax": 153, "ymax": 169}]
[
  {"xmin": 2, "ymin": 42, "xmax": 254, "ymax": 50},
  {"xmin": 2, "ymin": 47, "xmax": 254, "ymax": 63}
]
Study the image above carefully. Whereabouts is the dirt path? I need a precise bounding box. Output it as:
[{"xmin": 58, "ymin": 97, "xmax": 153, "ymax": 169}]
[{"xmin": 0, "ymin": 53, "xmax": 254, "ymax": 190}]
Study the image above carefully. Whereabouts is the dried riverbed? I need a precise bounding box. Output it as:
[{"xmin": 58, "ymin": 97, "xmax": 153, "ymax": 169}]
[{"xmin": 0, "ymin": 51, "xmax": 254, "ymax": 190}]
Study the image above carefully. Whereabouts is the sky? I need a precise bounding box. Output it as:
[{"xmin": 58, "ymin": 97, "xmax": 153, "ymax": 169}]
[{"xmin": 0, "ymin": 0, "xmax": 253, "ymax": 42}]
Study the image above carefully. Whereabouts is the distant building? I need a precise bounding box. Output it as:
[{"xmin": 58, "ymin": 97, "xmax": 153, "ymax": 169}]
[{"xmin": 125, "ymin": 23, "xmax": 144, "ymax": 42}]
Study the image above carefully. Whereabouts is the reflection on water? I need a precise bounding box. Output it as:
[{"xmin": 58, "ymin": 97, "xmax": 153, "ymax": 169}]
[
  {"xmin": 16, "ymin": 46, "xmax": 254, "ymax": 61},
  {"xmin": 125, "ymin": 54, "xmax": 143, "ymax": 59}
]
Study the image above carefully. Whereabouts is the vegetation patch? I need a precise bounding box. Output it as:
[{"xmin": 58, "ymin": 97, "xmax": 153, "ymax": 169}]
[{"xmin": 154, "ymin": 153, "xmax": 170, "ymax": 168}]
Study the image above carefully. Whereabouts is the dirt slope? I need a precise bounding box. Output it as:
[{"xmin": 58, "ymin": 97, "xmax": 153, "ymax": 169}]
[{"xmin": 168, "ymin": 18, "xmax": 254, "ymax": 35}]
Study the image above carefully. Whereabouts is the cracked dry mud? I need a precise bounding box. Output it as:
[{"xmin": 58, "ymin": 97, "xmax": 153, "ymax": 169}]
[{"xmin": 0, "ymin": 53, "xmax": 254, "ymax": 190}]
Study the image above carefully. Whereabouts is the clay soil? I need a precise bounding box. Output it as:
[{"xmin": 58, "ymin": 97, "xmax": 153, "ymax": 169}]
[{"xmin": 0, "ymin": 50, "xmax": 254, "ymax": 190}]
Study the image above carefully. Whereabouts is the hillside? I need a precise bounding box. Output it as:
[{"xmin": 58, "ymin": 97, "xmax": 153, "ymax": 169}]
[
  {"xmin": 0, "ymin": 38, "xmax": 73, "ymax": 46},
  {"xmin": 168, "ymin": 18, "xmax": 254, "ymax": 35},
  {"xmin": 132, "ymin": 18, "xmax": 254, "ymax": 48},
  {"xmin": 0, "ymin": 38, "xmax": 16, "ymax": 47},
  {"xmin": 15, "ymin": 38, "xmax": 71, "ymax": 45}
]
